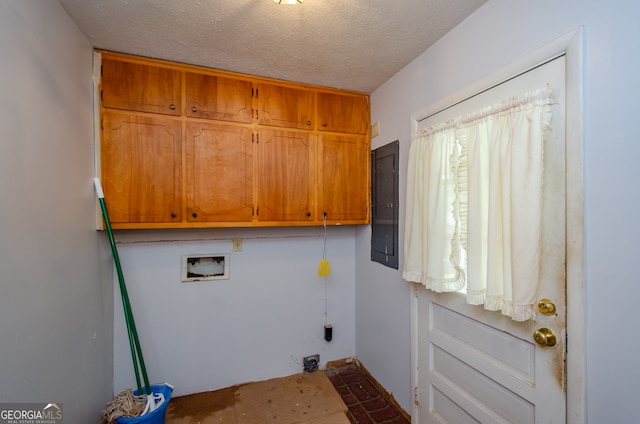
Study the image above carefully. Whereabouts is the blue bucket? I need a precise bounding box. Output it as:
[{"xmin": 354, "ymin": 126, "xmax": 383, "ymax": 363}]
[{"xmin": 116, "ymin": 384, "xmax": 173, "ymax": 424}]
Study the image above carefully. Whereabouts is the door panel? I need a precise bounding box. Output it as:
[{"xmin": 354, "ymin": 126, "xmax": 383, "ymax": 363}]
[
  {"xmin": 185, "ymin": 122, "xmax": 254, "ymax": 222},
  {"xmin": 101, "ymin": 58, "xmax": 181, "ymax": 116},
  {"xmin": 317, "ymin": 133, "xmax": 369, "ymax": 222},
  {"xmin": 256, "ymin": 83, "xmax": 314, "ymax": 130},
  {"xmin": 101, "ymin": 111, "xmax": 182, "ymax": 223},
  {"xmin": 371, "ymin": 141, "xmax": 400, "ymax": 268},
  {"xmin": 258, "ymin": 129, "xmax": 314, "ymax": 222},
  {"xmin": 415, "ymin": 56, "xmax": 566, "ymax": 423},
  {"xmin": 316, "ymin": 91, "xmax": 369, "ymax": 134},
  {"xmin": 185, "ymin": 72, "xmax": 253, "ymax": 123}
]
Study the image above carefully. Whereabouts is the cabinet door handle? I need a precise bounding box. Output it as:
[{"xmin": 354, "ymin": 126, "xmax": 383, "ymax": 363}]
[
  {"xmin": 171, "ymin": 212, "xmax": 177, "ymax": 218},
  {"xmin": 306, "ymin": 120, "xmax": 311, "ymax": 126},
  {"xmin": 169, "ymin": 104, "xmax": 176, "ymax": 110},
  {"xmin": 191, "ymin": 106, "xmax": 197, "ymax": 113},
  {"xmin": 192, "ymin": 212, "xmax": 198, "ymax": 218},
  {"xmin": 322, "ymin": 122, "xmax": 327, "ymax": 127},
  {"xmin": 306, "ymin": 212, "xmax": 311, "ymax": 217}
]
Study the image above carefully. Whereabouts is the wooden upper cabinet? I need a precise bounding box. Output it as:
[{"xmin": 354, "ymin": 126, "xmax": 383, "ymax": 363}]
[
  {"xmin": 316, "ymin": 92, "xmax": 369, "ymax": 134},
  {"xmin": 258, "ymin": 129, "xmax": 314, "ymax": 222},
  {"xmin": 98, "ymin": 53, "xmax": 371, "ymax": 228},
  {"xmin": 317, "ymin": 133, "xmax": 369, "ymax": 222},
  {"xmin": 101, "ymin": 111, "xmax": 182, "ymax": 224},
  {"xmin": 256, "ymin": 83, "xmax": 314, "ymax": 130},
  {"xmin": 186, "ymin": 122, "xmax": 254, "ymax": 223},
  {"xmin": 185, "ymin": 72, "xmax": 253, "ymax": 123},
  {"xmin": 101, "ymin": 58, "xmax": 181, "ymax": 116}
]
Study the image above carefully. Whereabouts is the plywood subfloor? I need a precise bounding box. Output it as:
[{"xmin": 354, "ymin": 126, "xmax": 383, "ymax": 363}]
[{"xmin": 165, "ymin": 370, "xmax": 350, "ymax": 424}]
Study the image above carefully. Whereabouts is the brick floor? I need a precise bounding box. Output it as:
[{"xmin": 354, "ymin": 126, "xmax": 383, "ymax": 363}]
[{"xmin": 325, "ymin": 363, "xmax": 410, "ymax": 424}]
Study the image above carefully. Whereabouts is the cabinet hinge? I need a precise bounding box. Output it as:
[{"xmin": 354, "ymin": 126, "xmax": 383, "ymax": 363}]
[
  {"xmin": 256, "ymin": 206, "xmax": 259, "ymax": 216},
  {"xmin": 255, "ymin": 88, "xmax": 259, "ymax": 98},
  {"xmin": 414, "ymin": 386, "xmax": 419, "ymax": 406},
  {"xmin": 251, "ymin": 87, "xmax": 254, "ymax": 98}
]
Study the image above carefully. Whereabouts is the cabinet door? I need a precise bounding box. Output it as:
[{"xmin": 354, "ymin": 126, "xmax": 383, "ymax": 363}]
[
  {"xmin": 185, "ymin": 72, "xmax": 253, "ymax": 123},
  {"xmin": 318, "ymin": 134, "xmax": 369, "ymax": 222},
  {"xmin": 317, "ymin": 92, "xmax": 369, "ymax": 134},
  {"xmin": 256, "ymin": 83, "xmax": 314, "ymax": 130},
  {"xmin": 101, "ymin": 112, "xmax": 182, "ymax": 223},
  {"xmin": 186, "ymin": 122, "xmax": 254, "ymax": 222},
  {"xmin": 258, "ymin": 129, "xmax": 314, "ymax": 222},
  {"xmin": 101, "ymin": 58, "xmax": 181, "ymax": 116}
]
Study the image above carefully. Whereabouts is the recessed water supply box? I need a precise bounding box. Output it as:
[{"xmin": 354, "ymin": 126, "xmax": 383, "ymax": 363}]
[{"xmin": 181, "ymin": 254, "xmax": 230, "ymax": 282}]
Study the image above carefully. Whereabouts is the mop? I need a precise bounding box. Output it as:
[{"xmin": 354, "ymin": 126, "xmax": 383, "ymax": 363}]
[{"xmin": 94, "ymin": 179, "xmax": 166, "ymax": 422}]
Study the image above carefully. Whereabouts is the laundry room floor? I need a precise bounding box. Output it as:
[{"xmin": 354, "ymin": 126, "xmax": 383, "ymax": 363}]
[
  {"xmin": 164, "ymin": 369, "xmax": 349, "ymax": 424},
  {"xmin": 325, "ymin": 363, "xmax": 410, "ymax": 424},
  {"xmin": 164, "ymin": 362, "xmax": 409, "ymax": 424}
]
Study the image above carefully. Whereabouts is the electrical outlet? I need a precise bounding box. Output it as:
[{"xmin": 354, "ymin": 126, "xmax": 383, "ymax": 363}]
[
  {"xmin": 232, "ymin": 238, "xmax": 242, "ymax": 252},
  {"xmin": 303, "ymin": 354, "xmax": 320, "ymax": 372},
  {"xmin": 371, "ymin": 121, "xmax": 380, "ymax": 138}
]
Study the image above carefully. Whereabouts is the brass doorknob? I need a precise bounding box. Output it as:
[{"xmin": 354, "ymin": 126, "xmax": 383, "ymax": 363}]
[
  {"xmin": 537, "ymin": 299, "xmax": 556, "ymax": 315},
  {"xmin": 533, "ymin": 328, "xmax": 557, "ymax": 347}
]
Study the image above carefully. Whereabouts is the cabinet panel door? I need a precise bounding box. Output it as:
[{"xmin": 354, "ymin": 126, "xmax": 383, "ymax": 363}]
[
  {"xmin": 101, "ymin": 112, "xmax": 182, "ymax": 223},
  {"xmin": 257, "ymin": 83, "xmax": 314, "ymax": 130},
  {"xmin": 318, "ymin": 134, "xmax": 369, "ymax": 222},
  {"xmin": 258, "ymin": 129, "xmax": 314, "ymax": 222},
  {"xmin": 317, "ymin": 92, "xmax": 369, "ymax": 134},
  {"xmin": 101, "ymin": 58, "xmax": 181, "ymax": 116},
  {"xmin": 186, "ymin": 72, "xmax": 253, "ymax": 123},
  {"xmin": 186, "ymin": 122, "xmax": 254, "ymax": 222}
]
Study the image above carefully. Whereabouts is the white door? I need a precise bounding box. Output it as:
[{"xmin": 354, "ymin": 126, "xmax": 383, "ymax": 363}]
[{"xmin": 413, "ymin": 56, "xmax": 567, "ymax": 424}]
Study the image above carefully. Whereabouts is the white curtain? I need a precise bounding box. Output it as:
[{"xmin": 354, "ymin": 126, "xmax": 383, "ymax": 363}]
[{"xmin": 403, "ymin": 86, "xmax": 556, "ymax": 321}]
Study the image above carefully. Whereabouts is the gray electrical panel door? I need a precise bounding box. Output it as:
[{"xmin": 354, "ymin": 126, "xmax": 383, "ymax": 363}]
[{"xmin": 371, "ymin": 140, "xmax": 399, "ymax": 269}]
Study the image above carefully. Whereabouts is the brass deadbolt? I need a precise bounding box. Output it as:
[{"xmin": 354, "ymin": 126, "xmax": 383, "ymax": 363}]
[
  {"xmin": 537, "ymin": 299, "xmax": 556, "ymax": 315},
  {"xmin": 533, "ymin": 328, "xmax": 557, "ymax": 347}
]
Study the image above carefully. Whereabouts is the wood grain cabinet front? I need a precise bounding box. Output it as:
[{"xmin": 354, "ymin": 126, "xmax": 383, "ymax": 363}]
[
  {"xmin": 185, "ymin": 72, "xmax": 253, "ymax": 123},
  {"xmin": 101, "ymin": 111, "xmax": 182, "ymax": 224},
  {"xmin": 256, "ymin": 83, "xmax": 315, "ymax": 130},
  {"xmin": 98, "ymin": 52, "xmax": 370, "ymax": 228},
  {"xmin": 317, "ymin": 91, "xmax": 369, "ymax": 134},
  {"xmin": 317, "ymin": 133, "xmax": 369, "ymax": 222},
  {"xmin": 185, "ymin": 122, "xmax": 254, "ymax": 223},
  {"xmin": 257, "ymin": 129, "xmax": 314, "ymax": 222},
  {"xmin": 101, "ymin": 58, "xmax": 181, "ymax": 116}
]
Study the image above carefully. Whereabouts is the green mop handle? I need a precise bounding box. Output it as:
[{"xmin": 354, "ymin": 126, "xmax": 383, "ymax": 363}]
[{"xmin": 94, "ymin": 178, "xmax": 152, "ymax": 396}]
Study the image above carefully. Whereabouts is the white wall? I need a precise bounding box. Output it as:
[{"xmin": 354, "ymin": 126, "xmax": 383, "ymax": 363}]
[
  {"xmin": 112, "ymin": 227, "xmax": 356, "ymax": 396},
  {"xmin": 0, "ymin": 1, "xmax": 113, "ymax": 422},
  {"xmin": 357, "ymin": 0, "xmax": 640, "ymax": 420}
]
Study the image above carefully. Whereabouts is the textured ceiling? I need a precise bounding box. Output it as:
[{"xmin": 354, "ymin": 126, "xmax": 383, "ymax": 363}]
[{"xmin": 58, "ymin": 0, "xmax": 487, "ymax": 93}]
